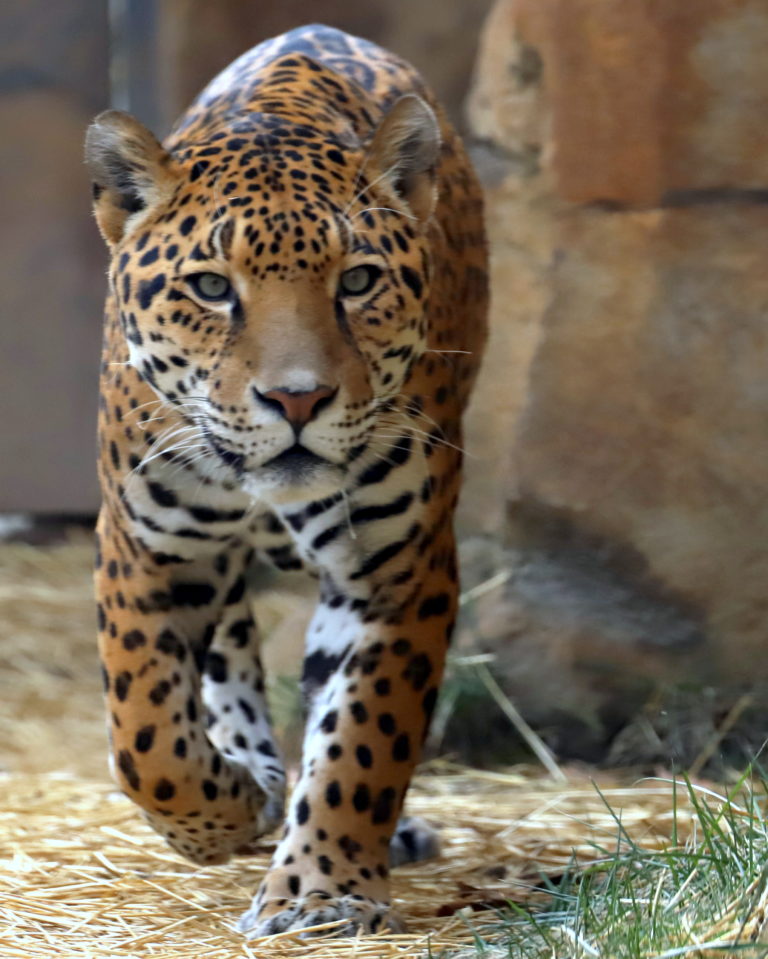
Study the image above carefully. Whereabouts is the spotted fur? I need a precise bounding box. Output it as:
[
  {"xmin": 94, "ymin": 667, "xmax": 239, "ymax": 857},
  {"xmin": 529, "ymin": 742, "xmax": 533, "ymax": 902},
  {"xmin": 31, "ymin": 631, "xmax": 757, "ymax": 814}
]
[{"xmin": 86, "ymin": 24, "xmax": 487, "ymax": 938}]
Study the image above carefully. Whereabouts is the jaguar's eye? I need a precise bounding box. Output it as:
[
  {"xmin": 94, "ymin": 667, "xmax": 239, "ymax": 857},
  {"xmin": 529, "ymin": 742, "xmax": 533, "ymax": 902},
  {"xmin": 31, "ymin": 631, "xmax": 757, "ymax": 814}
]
[
  {"xmin": 186, "ymin": 272, "xmax": 232, "ymax": 301},
  {"xmin": 339, "ymin": 265, "xmax": 381, "ymax": 297}
]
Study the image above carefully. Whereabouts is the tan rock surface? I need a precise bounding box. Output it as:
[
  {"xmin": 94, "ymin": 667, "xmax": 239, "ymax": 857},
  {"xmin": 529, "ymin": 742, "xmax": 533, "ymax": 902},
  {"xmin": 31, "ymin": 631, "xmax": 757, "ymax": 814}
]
[
  {"xmin": 511, "ymin": 204, "xmax": 768, "ymax": 683},
  {"xmin": 457, "ymin": 0, "xmax": 768, "ymax": 756},
  {"xmin": 513, "ymin": 0, "xmax": 768, "ymax": 207},
  {"xmin": 459, "ymin": 0, "xmax": 556, "ymax": 536}
]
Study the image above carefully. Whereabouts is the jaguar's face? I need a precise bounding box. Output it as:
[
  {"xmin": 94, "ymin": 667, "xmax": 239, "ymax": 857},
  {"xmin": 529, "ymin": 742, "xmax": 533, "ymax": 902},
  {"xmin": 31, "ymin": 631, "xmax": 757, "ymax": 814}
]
[{"xmin": 88, "ymin": 93, "xmax": 439, "ymax": 502}]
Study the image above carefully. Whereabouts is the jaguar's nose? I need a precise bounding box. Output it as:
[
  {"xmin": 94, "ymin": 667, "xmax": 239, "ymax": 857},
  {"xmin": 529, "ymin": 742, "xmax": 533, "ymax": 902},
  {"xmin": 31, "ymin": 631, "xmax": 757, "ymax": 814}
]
[{"xmin": 254, "ymin": 384, "xmax": 337, "ymax": 431}]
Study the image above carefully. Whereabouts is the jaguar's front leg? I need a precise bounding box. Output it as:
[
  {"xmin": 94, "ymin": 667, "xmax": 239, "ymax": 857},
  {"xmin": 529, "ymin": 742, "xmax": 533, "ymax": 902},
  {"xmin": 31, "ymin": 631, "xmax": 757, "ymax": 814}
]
[
  {"xmin": 203, "ymin": 592, "xmax": 286, "ymax": 829},
  {"xmin": 239, "ymin": 457, "xmax": 458, "ymax": 937},
  {"xmin": 96, "ymin": 510, "xmax": 283, "ymax": 864}
]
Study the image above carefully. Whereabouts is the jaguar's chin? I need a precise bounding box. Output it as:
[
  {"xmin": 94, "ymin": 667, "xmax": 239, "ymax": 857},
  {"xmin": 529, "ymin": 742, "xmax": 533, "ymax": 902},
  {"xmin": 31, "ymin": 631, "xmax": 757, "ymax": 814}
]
[{"xmin": 242, "ymin": 445, "xmax": 347, "ymax": 505}]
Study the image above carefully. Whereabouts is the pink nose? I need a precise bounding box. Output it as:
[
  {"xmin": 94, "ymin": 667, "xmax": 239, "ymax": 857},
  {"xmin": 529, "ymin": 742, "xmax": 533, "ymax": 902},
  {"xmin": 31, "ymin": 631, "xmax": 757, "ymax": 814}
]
[{"xmin": 259, "ymin": 385, "xmax": 337, "ymax": 429}]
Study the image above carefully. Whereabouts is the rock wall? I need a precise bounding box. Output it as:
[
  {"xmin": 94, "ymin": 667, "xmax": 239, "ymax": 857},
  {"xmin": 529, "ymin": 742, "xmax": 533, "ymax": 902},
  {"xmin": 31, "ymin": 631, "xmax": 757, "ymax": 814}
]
[
  {"xmin": 0, "ymin": 0, "xmax": 108, "ymax": 512},
  {"xmin": 459, "ymin": 0, "xmax": 768, "ymax": 761}
]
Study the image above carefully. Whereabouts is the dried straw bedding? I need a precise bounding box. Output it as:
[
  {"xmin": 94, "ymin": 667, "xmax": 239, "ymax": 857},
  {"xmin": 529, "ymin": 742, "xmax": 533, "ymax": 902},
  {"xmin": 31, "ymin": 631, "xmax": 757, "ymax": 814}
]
[
  {"xmin": 0, "ymin": 537, "xmax": 715, "ymax": 956},
  {"xmin": 2, "ymin": 770, "xmax": 697, "ymax": 958}
]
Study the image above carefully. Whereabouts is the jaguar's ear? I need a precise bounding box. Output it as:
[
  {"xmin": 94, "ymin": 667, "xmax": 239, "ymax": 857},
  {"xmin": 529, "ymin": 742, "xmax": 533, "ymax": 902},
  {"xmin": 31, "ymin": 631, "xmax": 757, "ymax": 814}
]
[
  {"xmin": 367, "ymin": 95, "xmax": 441, "ymax": 221},
  {"xmin": 85, "ymin": 110, "xmax": 177, "ymax": 247}
]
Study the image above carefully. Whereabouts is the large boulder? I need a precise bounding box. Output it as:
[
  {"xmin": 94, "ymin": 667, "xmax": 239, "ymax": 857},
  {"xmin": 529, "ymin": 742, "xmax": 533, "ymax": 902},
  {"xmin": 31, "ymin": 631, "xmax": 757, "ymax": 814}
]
[
  {"xmin": 512, "ymin": 0, "xmax": 768, "ymax": 207},
  {"xmin": 511, "ymin": 204, "xmax": 768, "ymax": 686},
  {"xmin": 459, "ymin": 0, "xmax": 556, "ymax": 536},
  {"xmin": 458, "ymin": 0, "xmax": 768, "ymax": 762}
]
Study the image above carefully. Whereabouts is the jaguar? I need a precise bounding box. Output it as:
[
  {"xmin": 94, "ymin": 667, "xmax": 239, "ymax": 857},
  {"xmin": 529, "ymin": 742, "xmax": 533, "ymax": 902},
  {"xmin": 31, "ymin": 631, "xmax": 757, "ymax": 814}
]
[{"xmin": 86, "ymin": 23, "xmax": 487, "ymax": 937}]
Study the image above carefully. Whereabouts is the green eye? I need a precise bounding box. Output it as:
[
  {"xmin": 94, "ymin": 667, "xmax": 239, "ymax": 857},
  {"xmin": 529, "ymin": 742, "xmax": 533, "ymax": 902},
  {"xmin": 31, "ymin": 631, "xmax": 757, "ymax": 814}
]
[
  {"xmin": 187, "ymin": 272, "xmax": 231, "ymax": 301},
  {"xmin": 339, "ymin": 265, "xmax": 381, "ymax": 297}
]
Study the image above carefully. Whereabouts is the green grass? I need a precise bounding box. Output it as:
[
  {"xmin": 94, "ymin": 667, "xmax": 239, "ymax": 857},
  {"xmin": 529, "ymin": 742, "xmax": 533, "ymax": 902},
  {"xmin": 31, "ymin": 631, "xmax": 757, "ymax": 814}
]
[{"xmin": 444, "ymin": 769, "xmax": 768, "ymax": 959}]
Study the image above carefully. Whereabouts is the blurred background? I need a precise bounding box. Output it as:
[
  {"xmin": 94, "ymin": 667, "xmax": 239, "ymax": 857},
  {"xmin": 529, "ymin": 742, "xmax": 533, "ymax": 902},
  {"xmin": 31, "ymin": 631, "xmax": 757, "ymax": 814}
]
[{"xmin": 2, "ymin": 0, "xmax": 768, "ymax": 780}]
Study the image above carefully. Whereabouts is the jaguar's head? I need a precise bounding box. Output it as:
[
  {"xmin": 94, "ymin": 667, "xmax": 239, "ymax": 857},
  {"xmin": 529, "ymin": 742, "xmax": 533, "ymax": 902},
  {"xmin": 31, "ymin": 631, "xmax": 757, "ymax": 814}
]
[{"xmin": 86, "ymin": 89, "xmax": 439, "ymax": 503}]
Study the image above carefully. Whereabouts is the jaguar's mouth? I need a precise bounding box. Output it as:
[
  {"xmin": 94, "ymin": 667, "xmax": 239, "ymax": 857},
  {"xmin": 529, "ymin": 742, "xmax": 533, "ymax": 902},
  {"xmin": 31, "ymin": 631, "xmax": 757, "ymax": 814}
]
[
  {"xmin": 204, "ymin": 431, "xmax": 343, "ymax": 501},
  {"xmin": 205, "ymin": 429, "xmax": 246, "ymax": 472},
  {"xmin": 245, "ymin": 443, "xmax": 345, "ymax": 503},
  {"xmin": 263, "ymin": 444, "xmax": 327, "ymax": 476}
]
